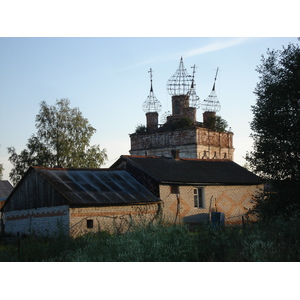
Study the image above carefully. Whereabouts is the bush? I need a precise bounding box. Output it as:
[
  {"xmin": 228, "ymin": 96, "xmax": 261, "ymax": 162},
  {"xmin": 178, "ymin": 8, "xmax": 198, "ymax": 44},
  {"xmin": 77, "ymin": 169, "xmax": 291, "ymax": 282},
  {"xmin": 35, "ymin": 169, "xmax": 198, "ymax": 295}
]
[{"xmin": 134, "ymin": 124, "xmax": 147, "ymax": 134}]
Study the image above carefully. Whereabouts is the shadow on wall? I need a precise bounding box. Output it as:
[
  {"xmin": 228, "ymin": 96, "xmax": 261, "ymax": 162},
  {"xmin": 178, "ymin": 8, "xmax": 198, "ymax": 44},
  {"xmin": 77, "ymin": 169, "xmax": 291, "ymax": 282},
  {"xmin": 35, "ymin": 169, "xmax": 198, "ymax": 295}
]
[
  {"xmin": 183, "ymin": 212, "xmax": 225, "ymax": 228},
  {"xmin": 183, "ymin": 213, "xmax": 209, "ymax": 224}
]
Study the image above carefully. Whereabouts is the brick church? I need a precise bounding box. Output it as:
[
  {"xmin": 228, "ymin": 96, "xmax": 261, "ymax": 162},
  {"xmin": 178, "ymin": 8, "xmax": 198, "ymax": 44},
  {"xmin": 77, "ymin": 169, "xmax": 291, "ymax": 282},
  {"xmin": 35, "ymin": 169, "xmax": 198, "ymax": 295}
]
[{"xmin": 129, "ymin": 57, "xmax": 234, "ymax": 160}]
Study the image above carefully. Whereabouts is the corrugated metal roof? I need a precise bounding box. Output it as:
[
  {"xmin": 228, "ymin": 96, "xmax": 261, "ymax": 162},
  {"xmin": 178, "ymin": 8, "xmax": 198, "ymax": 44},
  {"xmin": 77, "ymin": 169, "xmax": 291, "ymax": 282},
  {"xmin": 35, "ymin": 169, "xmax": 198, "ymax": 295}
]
[
  {"xmin": 34, "ymin": 167, "xmax": 161, "ymax": 205},
  {"xmin": 0, "ymin": 180, "xmax": 13, "ymax": 199},
  {"xmin": 113, "ymin": 155, "xmax": 263, "ymax": 185}
]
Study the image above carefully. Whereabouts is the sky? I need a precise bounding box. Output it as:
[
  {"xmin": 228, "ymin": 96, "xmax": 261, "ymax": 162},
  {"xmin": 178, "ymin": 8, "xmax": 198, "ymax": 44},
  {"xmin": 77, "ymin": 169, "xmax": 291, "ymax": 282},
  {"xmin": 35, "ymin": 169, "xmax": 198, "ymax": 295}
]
[{"xmin": 0, "ymin": 36, "xmax": 299, "ymax": 181}]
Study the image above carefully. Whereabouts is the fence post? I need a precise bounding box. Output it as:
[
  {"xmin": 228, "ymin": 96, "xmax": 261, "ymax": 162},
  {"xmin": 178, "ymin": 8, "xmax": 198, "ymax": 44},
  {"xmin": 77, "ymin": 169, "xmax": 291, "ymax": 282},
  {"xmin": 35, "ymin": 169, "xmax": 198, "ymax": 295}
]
[{"xmin": 17, "ymin": 232, "xmax": 20, "ymax": 261}]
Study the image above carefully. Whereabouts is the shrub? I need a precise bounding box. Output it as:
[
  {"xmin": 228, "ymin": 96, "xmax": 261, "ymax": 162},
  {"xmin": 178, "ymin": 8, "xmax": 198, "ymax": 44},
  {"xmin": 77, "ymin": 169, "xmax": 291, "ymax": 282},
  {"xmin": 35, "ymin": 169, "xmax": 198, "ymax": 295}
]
[{"xmin": 134, "ymin": 124, "xmax": 147, "ymax": 134}]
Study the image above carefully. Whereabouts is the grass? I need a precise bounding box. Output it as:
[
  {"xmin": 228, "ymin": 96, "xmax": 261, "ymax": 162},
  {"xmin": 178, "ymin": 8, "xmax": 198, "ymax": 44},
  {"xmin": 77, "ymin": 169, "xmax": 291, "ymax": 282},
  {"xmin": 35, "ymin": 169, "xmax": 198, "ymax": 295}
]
[{"xmin": 1, "ymin": 214, "xmax": 300, "ymax": 262}]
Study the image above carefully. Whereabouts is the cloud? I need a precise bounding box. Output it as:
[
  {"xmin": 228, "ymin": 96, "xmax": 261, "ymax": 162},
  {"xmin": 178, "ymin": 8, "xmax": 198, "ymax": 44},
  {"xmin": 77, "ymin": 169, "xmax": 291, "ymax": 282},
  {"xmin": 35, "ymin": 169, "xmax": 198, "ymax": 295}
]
[
  {"xmin": 183, "ymin": 37, "xmax": 251, "ymax": 57},
  {"xmin": 113, "ymin": 37, "xmax": 252, "ymax": 73}
]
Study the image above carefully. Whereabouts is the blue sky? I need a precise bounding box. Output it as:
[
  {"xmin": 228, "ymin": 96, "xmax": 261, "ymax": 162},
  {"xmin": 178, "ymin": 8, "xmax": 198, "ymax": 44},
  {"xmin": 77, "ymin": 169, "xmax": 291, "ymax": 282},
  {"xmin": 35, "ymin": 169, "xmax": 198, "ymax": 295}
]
[{"xmin": 0, "ymin": 37, "xmax": 299, "ymax": 181}]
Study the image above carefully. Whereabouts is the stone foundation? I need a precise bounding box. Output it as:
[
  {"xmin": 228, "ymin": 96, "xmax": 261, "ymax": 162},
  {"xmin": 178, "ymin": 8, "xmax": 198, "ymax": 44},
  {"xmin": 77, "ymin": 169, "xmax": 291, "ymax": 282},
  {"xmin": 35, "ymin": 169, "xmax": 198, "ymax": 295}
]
[{"xmin": 4, "ymin": 205, "xmax": 69, "ymax": 236}]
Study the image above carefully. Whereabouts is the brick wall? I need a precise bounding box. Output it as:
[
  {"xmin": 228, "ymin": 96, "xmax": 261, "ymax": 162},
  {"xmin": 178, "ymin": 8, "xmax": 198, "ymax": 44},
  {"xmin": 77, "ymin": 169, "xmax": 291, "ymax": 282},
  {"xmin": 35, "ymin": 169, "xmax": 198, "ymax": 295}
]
[
  {"xmin": 4, "ymin": 205, "xmax": 69, "ymax": 236},
  {"xmin": 69, "ymin": 203, "xmax": 161, "ymax": 237},
  {"xmin": 130, "ymin": 127, "xmax": 234, "ymax": 160},
  {"xmin": 130, "ymin": 144, "xmax": 198, "ymax": 158},
  {"xmin": 130, "ymin": 129, "xmax": 197, "ymax": 151},
  {"xmin": 159, "ymin": 184, "xmax": 263, "ymax": 225},
  {"xmin": 3, "ymin": 203, "xmax": 161, "ymax": 238}
]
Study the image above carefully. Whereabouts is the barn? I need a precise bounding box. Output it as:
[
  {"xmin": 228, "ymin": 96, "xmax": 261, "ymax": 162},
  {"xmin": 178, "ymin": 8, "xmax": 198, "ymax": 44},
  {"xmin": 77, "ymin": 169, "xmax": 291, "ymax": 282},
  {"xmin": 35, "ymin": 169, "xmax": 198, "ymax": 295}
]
[{"xmin": 1, "ymin": 166, "xmax": 161, "ymax": 237}]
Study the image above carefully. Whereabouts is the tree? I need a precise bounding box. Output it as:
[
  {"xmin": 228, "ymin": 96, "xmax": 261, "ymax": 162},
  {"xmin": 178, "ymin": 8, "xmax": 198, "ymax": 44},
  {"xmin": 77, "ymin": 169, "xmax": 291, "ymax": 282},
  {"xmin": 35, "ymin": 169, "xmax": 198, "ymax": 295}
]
[
  {"xmin": 8, "ymin": 99, "xmax": 108, "ymax": 185},
  {"xmin": 246, "ymin": 43, "xmax": 300, "ymax": 181}
]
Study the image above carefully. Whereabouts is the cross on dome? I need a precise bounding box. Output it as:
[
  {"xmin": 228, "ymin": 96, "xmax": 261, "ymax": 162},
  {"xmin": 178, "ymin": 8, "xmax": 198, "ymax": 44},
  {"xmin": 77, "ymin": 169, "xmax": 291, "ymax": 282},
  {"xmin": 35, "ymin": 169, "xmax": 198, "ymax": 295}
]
[{"xmin": 142, "ymin": 68, "xmax": 162, "ymax": 113}]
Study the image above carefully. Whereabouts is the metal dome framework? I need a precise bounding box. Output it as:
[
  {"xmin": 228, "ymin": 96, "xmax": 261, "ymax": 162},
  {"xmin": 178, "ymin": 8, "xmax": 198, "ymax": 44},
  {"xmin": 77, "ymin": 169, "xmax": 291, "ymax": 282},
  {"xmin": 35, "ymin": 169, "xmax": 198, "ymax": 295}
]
[
  {"xmin": 160, "ymin": 111, "xmax": 171, "ymax": 124},
  {"xmin": 201, "ymin": 68, "xmax": 221, "ymax": 112},
  {"xmin": 167, "ymin": 57, "xmax": 193, "ymax": 96},
  {"xmin": 188, "ymin": 64, "xmax": 201, "ymax": 109},
  {"xmin": 142, "ymin": 68, "xmax": 162, "ymax": 113}
]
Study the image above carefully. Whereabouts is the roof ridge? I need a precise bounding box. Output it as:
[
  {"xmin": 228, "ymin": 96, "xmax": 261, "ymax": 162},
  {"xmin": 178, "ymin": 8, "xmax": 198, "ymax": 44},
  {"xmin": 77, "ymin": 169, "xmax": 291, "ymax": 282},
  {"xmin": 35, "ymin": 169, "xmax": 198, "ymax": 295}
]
[
  {"xmin": 33, "ymin": 166, "xmax": 119, "ymax": 172},
  {"xmin": 123, "ymin": 155, "xmax": 232, "ymax": 162}
]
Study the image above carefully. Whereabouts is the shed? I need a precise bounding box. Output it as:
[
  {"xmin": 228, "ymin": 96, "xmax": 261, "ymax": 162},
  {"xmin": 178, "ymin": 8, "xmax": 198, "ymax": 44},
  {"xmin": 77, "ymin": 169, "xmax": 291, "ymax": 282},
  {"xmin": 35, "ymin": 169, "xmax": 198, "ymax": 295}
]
[
  {"xmin": 111, "ymin": 155, "xmax": 264, "ymax": 225},
  {"xmin": 2, "ymin": 167, "xmax": 161, "ymax": 237}
]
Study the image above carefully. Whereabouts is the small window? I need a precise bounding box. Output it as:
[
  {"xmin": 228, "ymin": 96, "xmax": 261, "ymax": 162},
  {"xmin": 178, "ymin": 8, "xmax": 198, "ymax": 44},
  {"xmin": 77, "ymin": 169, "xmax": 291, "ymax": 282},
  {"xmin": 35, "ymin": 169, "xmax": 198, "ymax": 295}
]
[
  {"xmin": 194, "ymin": 188, "xmax": 205, "ymax": 208},
  {"xmin": 170, "ymin": 185, "xmax": 179, "ymax": 194},
  {"xmin": 223, "ymin": 153, "xmax": 227, "ymax": 159},
  {"xmin": 87, "ymin": 219, "xmax": 93, "ymax": 228}
]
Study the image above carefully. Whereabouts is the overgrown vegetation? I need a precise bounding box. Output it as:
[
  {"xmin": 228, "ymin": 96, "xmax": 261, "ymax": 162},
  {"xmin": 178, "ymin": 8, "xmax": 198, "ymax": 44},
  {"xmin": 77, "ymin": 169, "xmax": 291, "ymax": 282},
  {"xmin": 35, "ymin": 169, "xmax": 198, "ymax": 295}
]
[
  {"xmin": 1, "ymin": 216, "xmax": 300, "ymax": 261},
  {"xmin": 134, "ymin": 124, "xmax": 147, "ymax": 134},
  {"xmin": 205, "ymin": 115, "xmax": 229, "ymax": 132},
  {"xmin": 161, "ymin": 117, "xmax": 195, "ymax": 131}
]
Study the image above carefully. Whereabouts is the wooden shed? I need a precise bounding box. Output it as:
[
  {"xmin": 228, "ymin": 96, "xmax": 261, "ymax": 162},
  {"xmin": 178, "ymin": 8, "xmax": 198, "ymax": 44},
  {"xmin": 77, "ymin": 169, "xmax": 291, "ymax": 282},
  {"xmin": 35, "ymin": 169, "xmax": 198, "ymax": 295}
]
[{"xmin": 2, "ymin": 167, "xmax": 161, "ymax": 237}]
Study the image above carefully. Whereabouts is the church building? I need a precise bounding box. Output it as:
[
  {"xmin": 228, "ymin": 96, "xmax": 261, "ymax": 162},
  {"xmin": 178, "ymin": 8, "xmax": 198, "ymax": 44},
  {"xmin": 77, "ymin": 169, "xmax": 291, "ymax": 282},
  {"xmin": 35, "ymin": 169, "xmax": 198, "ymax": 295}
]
[{"xmin": 130, "ymin": 58, "xmax": 234, "ymax": 160}]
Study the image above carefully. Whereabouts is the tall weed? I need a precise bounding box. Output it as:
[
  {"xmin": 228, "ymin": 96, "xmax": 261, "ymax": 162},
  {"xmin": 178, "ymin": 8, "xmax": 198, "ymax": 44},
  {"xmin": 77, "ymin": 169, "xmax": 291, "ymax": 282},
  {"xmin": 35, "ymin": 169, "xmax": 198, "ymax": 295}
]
[{"xmin": 1, "ymin": 215, "xmax": 300, "ymax": 261}]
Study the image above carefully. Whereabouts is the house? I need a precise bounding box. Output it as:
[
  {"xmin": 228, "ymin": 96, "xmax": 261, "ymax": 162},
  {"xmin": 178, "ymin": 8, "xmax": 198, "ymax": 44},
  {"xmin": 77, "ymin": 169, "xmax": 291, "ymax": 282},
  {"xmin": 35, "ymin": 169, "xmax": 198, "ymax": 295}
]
[
  {"xmin": 1, "ymin": 167, "xmax": 161, "ymax": 237},
  {"xmin": 111, "ymin": 155, "xmax": 264, "ymax": 225}
]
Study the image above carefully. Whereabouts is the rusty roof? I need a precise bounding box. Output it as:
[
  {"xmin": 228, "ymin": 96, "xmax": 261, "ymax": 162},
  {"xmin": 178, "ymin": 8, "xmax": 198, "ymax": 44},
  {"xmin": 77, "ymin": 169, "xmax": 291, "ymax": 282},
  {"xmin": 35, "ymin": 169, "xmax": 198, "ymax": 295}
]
[
  {"xmin": 34, "ymin": 167, "xmax": 161, "ymax": 206},
  {"xmin": 112, "ymin": 155, "xmax": 263, "ymax": 185}
]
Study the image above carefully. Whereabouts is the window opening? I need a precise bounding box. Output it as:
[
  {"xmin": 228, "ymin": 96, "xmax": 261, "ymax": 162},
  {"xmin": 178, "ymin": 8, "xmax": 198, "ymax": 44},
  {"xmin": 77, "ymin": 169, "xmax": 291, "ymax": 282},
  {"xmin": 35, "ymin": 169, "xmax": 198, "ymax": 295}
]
[
  {"xmin": 194, "ymin": 188, "xmax": 205, "ymax": 208},
  {"xmin": 170, "ymin": 185, "xmax": 179, "ymax": 194},
  {"xmin": 87, "ymin": 219, "xmax": 94, "ymax": 228}
]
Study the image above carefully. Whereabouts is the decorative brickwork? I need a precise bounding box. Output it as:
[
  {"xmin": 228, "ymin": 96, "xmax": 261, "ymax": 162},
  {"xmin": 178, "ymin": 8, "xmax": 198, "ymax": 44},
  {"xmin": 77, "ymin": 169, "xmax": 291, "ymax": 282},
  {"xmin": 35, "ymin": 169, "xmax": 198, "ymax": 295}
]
[{"xmin": 159, "ymin": 184, "xmax": 263, "ymax": 225}]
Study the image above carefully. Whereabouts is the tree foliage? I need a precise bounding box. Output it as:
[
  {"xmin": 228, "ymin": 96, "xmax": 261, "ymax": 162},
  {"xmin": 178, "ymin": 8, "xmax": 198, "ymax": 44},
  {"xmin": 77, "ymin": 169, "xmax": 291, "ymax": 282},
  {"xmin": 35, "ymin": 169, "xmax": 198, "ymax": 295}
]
[
  {"xmin": 246, "ymin": 43, "xmax": 300, "ymax": 181},
  {"xmin": 8, "ymin": 99, "xmax": 107, "ymax": 185}
]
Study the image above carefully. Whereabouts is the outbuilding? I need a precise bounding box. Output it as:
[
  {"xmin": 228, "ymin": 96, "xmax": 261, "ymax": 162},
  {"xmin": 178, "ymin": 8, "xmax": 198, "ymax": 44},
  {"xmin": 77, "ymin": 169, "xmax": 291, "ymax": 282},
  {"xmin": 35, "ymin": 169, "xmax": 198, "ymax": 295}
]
[{"xmin": 2, "ymin": 167, "xmax": 161, "ymax": 237}]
